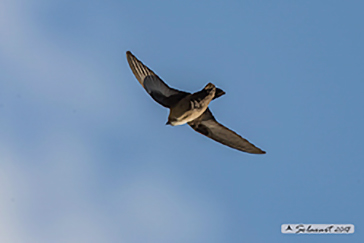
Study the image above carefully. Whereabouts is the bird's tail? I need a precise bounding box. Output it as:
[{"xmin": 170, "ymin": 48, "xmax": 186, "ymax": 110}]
[
  {"xmin": 204, "ymin": 83, "xmax": 225, "ymax": 100},
  {"xmin": 213, "ymin": 88, "xmax": 225, "ymax": 100},
  {"xmin": 204, "ymin": 82, "xmax": 215, "ymax": 90}
]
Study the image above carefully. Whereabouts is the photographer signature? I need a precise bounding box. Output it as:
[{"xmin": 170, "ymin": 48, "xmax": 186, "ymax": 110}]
[{"xmin": 283, "ymin": 224, "xmax": 353, "ymax": 234}]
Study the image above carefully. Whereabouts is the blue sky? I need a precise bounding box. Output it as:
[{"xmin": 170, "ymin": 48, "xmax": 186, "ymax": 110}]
[{"xmin": 1, "ymin": 0, "xmax": 363, "ymax": 242}]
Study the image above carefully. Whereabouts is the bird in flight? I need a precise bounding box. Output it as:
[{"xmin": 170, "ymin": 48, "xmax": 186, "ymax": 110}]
[{"xmin": 126, "ymin": 51, "xmax": 265, "ymax": 154}]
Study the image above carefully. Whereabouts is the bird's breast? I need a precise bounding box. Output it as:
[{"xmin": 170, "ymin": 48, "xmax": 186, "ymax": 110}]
[{"xmin": 169, "ymin": 108, "xmax": 206, "ymax": 126}]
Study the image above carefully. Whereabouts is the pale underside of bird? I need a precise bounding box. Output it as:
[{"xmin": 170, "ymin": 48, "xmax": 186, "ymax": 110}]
[{"xmin": 126, "ymin": 51, "xmax": 266, "ymax": 154}]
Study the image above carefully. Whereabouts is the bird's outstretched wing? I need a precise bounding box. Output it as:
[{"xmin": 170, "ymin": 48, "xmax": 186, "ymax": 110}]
[
  {"xmin": 188, "ymin": 109, "xmax": 266, "ymax": 154},
  {"xmin": 126, "ymin": 51, "xmax": 188, "ymax": 108}
]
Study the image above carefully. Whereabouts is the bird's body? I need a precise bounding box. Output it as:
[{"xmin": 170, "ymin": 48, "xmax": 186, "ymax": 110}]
[
  {"xmin": 167, "ymin": 83, "xmax": 216, "ymax": 126},
  {"xmin": 126, "ymin": 51, "xmax": 266, "ymax": 154}
]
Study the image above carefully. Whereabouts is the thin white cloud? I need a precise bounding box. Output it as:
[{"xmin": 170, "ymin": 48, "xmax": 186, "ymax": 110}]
[
  {"xmin": 0, "ymin": 1, "xmax": 227, "ymax": 242},
  {"xmin": 0, "ymin": 145, "xmax": 28, "ymax": 243},
  {"xmin": 0, "ymin": 0, "xmax": 128, "ymax": 123},
  {"xmin": 112, "ymin": 174, "xmax": 226, "ymax": 242},
  {"xmin": 0, "ymin": 135, "xmax": 226, "ymax": 243}
]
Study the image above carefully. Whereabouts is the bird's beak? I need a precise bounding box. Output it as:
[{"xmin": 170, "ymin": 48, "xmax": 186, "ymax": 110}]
[{"xmin": 165, "ymin": 120, "xmax": 171, "ymax": 125}]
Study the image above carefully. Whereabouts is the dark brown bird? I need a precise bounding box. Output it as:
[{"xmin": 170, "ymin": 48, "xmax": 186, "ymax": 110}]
[{"xmin": 126, "ymin": 51, "xmax": 265, "ymax": 154}]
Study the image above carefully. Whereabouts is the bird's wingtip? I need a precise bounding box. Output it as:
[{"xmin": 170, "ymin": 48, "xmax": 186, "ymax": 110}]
[{"xmin": 249, "ymin": 148, "xmax": 266, "ymax": 154}]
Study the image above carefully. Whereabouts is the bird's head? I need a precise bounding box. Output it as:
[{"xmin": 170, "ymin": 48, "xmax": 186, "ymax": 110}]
[{"xmin": 166, "ymin": 117, "xmax": 180, "ymax": 126}]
